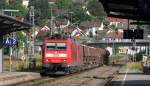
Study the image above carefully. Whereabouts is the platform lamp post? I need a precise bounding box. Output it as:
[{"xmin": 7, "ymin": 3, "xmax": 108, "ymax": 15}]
[{"xmin": 3, "ymin": 9, "xmax": 19, "ymax": 72}]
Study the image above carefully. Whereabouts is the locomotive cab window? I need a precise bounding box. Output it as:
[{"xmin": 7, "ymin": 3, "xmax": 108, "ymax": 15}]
[
  {"xmin": 46, "ymin": 42, "xmax": 66, "ymax": 50},
  {"xmin": 46, "ymin": 43, "xmax": 56, "ymax": 50},
  {"xmin": 57, "ymin": 43, "xmax": 66, "ymax": 50}
]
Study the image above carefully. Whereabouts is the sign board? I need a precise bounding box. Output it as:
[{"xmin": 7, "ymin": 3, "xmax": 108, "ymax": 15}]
[{"xmin": 3, "ymin": 38, "xmax": 17, "ymax": 46}]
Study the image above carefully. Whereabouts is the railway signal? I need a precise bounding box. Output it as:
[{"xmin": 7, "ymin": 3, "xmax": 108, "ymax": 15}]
[{"xmin": 123, "ymin": 29, "xmax": 144, "ymax": 39}]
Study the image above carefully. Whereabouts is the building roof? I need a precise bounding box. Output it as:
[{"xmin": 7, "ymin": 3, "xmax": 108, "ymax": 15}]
[
  {"xmin": 0, "ymin": 14, "xmax": 32, "ymax": 36},
  {"xmin": 36, "ymin": 26, "xmax": 50, "ymax": 39},
  {"xmin": 99, "ymin": 0, "xmax": 150, "ymax": 21},
  {"xmin": 106, "ymin": 17, "xmax": 128, "ymax": 22},
  {"xmin": 80, "ymin": 21, "xmax": 102, "ymax": 28},
  {"xmin": 106, "ymin": 32, "xmax": 123, "ymax": 38}
]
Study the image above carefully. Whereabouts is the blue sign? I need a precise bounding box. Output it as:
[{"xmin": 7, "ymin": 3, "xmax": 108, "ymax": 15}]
[{"xmin": 3, "ymin": 38, "xmax": 17, "ymax": 46}]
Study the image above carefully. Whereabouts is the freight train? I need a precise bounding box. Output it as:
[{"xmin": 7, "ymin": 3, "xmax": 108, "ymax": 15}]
[{"xmin": 40, "ymin": 34, "xmax": 109, "ymax": 75}]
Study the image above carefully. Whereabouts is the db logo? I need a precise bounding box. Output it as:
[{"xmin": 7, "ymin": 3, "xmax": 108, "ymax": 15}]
[{"xmin": 54, "ymin": 51, "xmax": 57, "ymax": 54}]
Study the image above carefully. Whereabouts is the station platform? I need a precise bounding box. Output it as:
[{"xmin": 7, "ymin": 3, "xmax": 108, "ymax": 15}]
[{"xmin": 0, "ymin": 72, "xmax": 41, "ymax": 86}]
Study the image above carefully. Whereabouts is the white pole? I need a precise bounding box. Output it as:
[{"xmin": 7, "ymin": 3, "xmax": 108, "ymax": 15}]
[
  {"xmin": 9, "ymin": 46, "xmax": 12, "ymax": 72},
  {"xmin": 0, "ymin": 49, "xmax": 3, "ymax": 73}
]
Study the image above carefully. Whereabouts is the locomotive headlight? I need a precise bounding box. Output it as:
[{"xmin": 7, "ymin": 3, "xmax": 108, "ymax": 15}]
[
  {"xmin": 46, "ymin": 54, "xmax": 54, "ymax": 57},
  {"xmin": 58, "ymin": 54, "xmax": 67, "ymax": 57}
]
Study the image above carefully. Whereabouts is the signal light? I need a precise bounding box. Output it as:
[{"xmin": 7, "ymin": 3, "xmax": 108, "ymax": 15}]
[
  {"xmin": 123, "ymin": 30, "xmax": 134, "ymax": 39},
  {"xmin": 123, "ymin": 29, "xmax": 143, "ymax": 39},
  {"xmin": 134, "ymin": 29, "xmax": 143, "ymax": 39}
]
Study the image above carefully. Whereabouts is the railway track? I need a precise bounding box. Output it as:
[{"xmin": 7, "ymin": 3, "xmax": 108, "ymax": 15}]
[
  {"xmin": 10, "ymin": 73, "xmax": 79, "ymax": 86},
  {"xmin": 9, "ymin": 65, "xmax": 121, "ymax": 86},
  {"xmin": 9, "ymin": 67, "xmax": 98, "ymax": 86},
  {"xmin": 75, "ymin": 66, "xmax": 120, "ymax": 86}
]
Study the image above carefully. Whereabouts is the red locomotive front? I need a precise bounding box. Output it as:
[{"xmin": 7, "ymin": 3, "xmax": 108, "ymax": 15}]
[
  {"xmin": 41, "ymin": 38, "xmax": 73, "ymax": 74},
  {"xmin": 43, "ymin": 39, "xmax": 71, "ymax": 64}
]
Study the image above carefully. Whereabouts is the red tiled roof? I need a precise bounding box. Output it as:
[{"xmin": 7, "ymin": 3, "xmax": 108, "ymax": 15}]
[
  {"xmin": 36, "ymin": 30, "xmax": 50, "ymax": 39},
  {"xmin": 106, "ymin": 17, "xmax": 128, "ymax": 22},
  {"xmin": 16, "ymin": 16, "xmax": 24, "ymax": 22}
]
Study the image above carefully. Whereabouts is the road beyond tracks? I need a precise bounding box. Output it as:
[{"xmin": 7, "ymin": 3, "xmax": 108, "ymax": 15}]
[{"xmin": 109, "ymin": 66, "xmax": 150, "ymax": 86}]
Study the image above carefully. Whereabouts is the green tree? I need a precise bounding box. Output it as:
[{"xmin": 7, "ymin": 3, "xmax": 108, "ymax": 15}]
[
  {"xmin": 55, "ymin": 0, "xmax": 92, "ymax": 24},
  {"xmin": 55, "ymin": 0, "xmax": 73, "ymax": 9},
  {"xmin": 70, "ymin": 3, "xmax": 92, "ymax": 24},
  {"xmin": 29, "ymin": 0, "xmax": 36, "ymax": 7},
  {"xmin": 0, "ymin": 0, "xmax": 7, "ymax": 9},
  {"xmin": 7, "ymin": 0, "xmax": 27, "ymax": 16},
  {"xmin": 29, "ymin": 0, "xmax": 49, "ymax": 26},
  {"xmin": 87, "ymin": 0, "xmax": 106, "ymax": 18}
]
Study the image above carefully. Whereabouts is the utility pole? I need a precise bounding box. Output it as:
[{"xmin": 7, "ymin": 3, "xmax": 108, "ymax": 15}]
[
  {"xmin": 29, "ymin": 6, "xmax": 35, "ymax": 25},
  {"xmin": 49, "ymin": 2, "xmax": 54, "ymax": 35},
  {"xmin": 50, "ymin": 5, "xmax": 53, "ymax": 35},
  {"xmin": 28, "ymin": 6, "xmax": 35, "ymax": 69}
]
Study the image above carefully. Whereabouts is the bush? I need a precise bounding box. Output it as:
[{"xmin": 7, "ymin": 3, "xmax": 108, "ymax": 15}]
[{"xmin": 135, "ymin": 50, "xmax": 146, "ymax": 61}]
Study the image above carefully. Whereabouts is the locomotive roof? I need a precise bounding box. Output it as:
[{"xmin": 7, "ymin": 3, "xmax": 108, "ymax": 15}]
[{"xmin": 47, "ymin": 34, "xmax": 68, "ymax": 40}]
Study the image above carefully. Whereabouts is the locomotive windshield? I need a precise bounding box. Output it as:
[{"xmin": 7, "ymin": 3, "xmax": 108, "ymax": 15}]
[{"xmin": 46, "ymin": 42, "xmax": 66, "ymax": 50}]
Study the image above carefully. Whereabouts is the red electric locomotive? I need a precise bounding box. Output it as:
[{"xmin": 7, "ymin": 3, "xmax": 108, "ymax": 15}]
[
  {"xmin": 40, "ymin": 34, "xmax": 107, "ymax": 75},
  {"xmin": 40, "ymin": 34, "xmax": 83, "ymax": 75}
]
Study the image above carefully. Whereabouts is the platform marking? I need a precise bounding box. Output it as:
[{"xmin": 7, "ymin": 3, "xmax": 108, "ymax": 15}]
[{"xmin": 121, "ymin": 69, "xmax": 128, "ymax": 86}]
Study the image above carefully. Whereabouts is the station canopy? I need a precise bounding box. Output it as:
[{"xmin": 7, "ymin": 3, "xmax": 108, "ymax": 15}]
[
  {"xmin": 99, "ymin": 0, "xmax": 150, "ymax": 21},
  {"xmin": 0, "ymin": 14, "xmax": 32, "ymax": 36}
]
